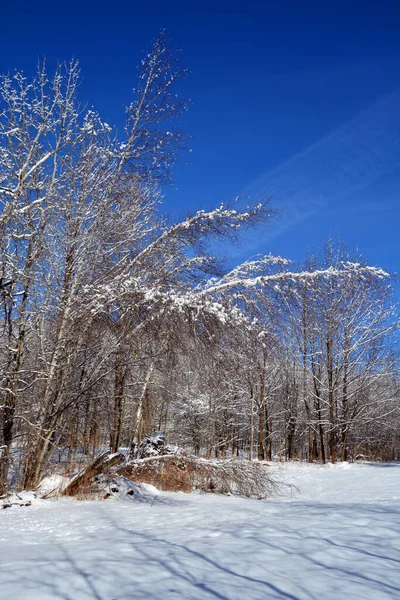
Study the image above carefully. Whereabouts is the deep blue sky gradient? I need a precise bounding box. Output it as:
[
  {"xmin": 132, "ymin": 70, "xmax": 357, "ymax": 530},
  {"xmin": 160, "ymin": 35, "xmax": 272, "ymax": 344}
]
[{"xmin": 1, "ymin": 0, "xmax": 399, "ymax": 277}]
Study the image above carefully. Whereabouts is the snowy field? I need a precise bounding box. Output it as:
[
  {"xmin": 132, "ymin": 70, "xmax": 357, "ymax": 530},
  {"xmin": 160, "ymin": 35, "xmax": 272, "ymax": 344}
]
[{"xmin": 0, "ymin": 462, "xmax": 399, "ymax": 600}]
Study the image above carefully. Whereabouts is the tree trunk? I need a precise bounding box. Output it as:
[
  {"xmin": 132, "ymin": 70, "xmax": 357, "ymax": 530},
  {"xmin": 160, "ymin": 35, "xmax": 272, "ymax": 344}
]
[
  {"xmin": 249, "ymin": 385, "xmax": 255, "ymax": 461},
  {"xmin": 301, "ymin": 300, "xmax": 314, "ymax": 462},
  {"xmin": 257, "ymin": 362, "xmax": 266, "ymax": 460},
  {"xmin": 65, "ymin": 414, "xmax": 77, "ymax": 475},
  {"xmin": 327, "ymin": 335, "xmax": 337, "ymax": 463},
  {"xmin": 0, "ymin": 395, "xmax": 14, "ymax": 495},
  {"xmin": 111, "ymin": 354, "xmax": 126, "ymax": 453},
  {"xmin": 258, "ymin": 403, "xmax": 266, "ymax": 460},
  {"xmin": 264, "ymin": 399, "xmax": 273, "ymax": 460},
  {"xmin": 341, "ymin": 324, "xmax": 350, "ymax": 461},
  {"xmin": 0, "ymin": 260, "xmax": 32, "ymax": 494},
  {"xmin": 130, "ymin": 365, "xmax": 153, "ymax": 458},
  {"xmin": 312, "ymin": 366, "xmax": 326, "ymax": 464}
]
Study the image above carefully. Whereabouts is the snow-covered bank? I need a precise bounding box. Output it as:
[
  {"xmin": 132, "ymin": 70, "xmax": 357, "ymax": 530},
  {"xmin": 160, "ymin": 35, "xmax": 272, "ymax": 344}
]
[{"xmin": 0, "ymin": 462, "xmax": 399, "ymax": 599}]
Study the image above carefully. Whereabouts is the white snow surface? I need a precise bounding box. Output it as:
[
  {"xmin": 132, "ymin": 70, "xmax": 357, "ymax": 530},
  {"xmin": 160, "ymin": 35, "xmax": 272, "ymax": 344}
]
[{"xmin": 0, "ymin": 462, "xmax": 399, "ymax": 599}]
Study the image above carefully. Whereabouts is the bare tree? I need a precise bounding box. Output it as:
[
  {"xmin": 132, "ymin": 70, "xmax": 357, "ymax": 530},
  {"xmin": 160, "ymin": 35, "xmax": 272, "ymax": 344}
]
[{"xmin": 0, "ymin": 39, "xmax": 398, "ymax": 495}]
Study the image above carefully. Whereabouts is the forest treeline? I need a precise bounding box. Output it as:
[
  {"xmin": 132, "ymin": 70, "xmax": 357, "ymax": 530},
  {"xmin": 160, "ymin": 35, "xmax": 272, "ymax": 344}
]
[{"xmin": 0, "ymin": 33, "xmax": 398, "ymax": 494}]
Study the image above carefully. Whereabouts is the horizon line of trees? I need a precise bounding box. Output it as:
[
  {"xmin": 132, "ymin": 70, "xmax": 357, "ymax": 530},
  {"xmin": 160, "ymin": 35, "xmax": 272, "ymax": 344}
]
[{"xmin": 0, "ymin": 33, "xmax": 398, "ymax": 494}]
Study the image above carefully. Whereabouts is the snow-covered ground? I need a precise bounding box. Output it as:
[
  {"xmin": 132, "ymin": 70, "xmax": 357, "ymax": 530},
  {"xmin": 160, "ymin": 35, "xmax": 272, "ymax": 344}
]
[{"xmin": 0, "ymin": 462, "xmax": 399, "ymax": 599}]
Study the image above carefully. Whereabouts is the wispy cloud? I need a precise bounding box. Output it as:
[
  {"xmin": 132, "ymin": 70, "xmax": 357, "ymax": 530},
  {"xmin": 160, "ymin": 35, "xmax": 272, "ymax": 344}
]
[{"xmin": 242, "ymin": 89, "xmax": 400, "ymax": 242}]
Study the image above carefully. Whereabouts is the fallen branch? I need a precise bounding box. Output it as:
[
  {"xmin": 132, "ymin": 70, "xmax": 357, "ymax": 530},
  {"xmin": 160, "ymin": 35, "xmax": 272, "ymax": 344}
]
[{"xmin": 62, "ymin": 451, "xmax": 125, "ymax": 497}]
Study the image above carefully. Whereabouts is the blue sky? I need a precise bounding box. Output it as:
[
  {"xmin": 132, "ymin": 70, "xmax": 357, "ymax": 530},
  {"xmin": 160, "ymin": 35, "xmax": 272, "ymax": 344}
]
[{"xmin": 1, "ymin": 0, "xmax": 399, "ymax": 278}]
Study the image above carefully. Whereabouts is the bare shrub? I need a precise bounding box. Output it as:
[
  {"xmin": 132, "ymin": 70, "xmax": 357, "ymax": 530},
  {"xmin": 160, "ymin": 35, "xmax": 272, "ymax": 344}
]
[{"xmin": 119, "ymin": 456, "xmax": 279, "ymax": 498}]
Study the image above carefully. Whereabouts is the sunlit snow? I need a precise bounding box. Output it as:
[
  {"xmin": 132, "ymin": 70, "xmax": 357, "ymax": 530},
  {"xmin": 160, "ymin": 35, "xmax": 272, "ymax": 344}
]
[{"xmin": 0, "ymin": 462, "xmax": 399, "ymax": 599}]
